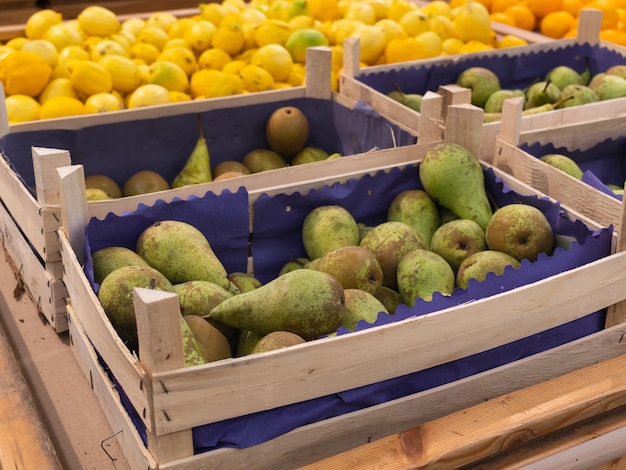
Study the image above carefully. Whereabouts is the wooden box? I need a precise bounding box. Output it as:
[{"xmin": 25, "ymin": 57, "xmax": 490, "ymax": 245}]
[
  {"xmin": 55, "ymin": 103, "xmax": 622, "ymax": 469},
  {"xmin": 0, "ymin": 47, "xmax": 417, "ymax": 331},
  {"xmin": 339, "ymin": 8, "xmax": 626, "ymax": 162}
]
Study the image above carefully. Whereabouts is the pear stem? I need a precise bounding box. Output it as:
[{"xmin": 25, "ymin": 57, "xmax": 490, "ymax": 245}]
[
  {"xmin": 543, "ymin": 80, "xmax": 551, "ymax": 93},
  {"xmin": 197, "ymin": 114, "xmax": 205, "ymax": 139},
  {"xmin": 392, "ymin": 82, "xmax": 407, "ymax": 98}
]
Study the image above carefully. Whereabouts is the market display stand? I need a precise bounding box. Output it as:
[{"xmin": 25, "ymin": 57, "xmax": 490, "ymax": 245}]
[{"xmin": 0, "ymin": 250, "xmax": 132, "ymax": 470}]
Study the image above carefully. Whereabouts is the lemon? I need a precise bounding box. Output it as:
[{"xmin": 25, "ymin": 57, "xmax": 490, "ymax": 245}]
[
  {"xmin": 38, "ymin": 77, "xmax": 79, "ymax": 103},
  {"xmin": 127, "ymin": 83, "xmax": 171, "ymax": 107},
  {"xmin": 422, "ymin": 0, "xmax": 453, "ymax": 18},
  {"xmin": 200, "ymin": 3, "xmax": 226, "ymax": 25},
  {"xmin": 20, "ymin": 39, "xmax": 59, "ymax": 67},
  {"xmin": 157, "ymin": 46, "xmax": 197, "ymax": 76},
  {"xmin": 442, "ymin": 37, "xmax": 464, "ymax": 55},
  {"xmin": 328, "ymin": 45, "xmax": 343, "ymax": 73},
  {"xmin": 89, "ymin": 39, "xmax": 129, "ymax": 62},
  {"xmin": 266, "ymin": 0, "xmax": 290, "ymax": 20},
  {"xmin": 146, "ymin": 61, "xmax": 189, "ymax": 92},
  {"xmin": 50, "ymin": 57, "xmax": 81, "ymax": 79},
  {"xmin": 25, "ymin": 9, "xmax": 63, "ymax": 40},
  {"xmin": 235, "ymin": 47, "xmax": 259, "ymax": 63},
  {"xmin": 107, "ymin": 33, "xmax": 133, "ymax": 52},
  {"xmin": 287, "ymin": 62, "xmax": 306, "ymax": 85},
  {"xmin": 308, "ymin": 0, "xmax": 342, "ymax": 21},
  {"xmin": 0, "ymin": 50, "xmax": 52, "ymax": 96},
  {"xmin": 350, "ymin": 25, "xmax": 387, "ymax": 65},
  {"xmin": 285, "ymin": 28, "xmax": 329, "ymax": 63},
  {"xmin": 241, "ymin": 23, "xmax": 258, "ymax": 50},
  {"xmin": 5, "ymin": 37, "xmax": 28, "ymax": 50},
  {"xmin": 458, "ymin": 40, "xmax": 494, "ymax": 53},
  {"xmin": 70, "ymin": 60, "xmax": 113, "ymax": 96},
  {"xmin": 239, "ymin": 8, "xmax": 268, "ymax": 26},
  {"xmin": 374, "ymin": 18, "xmax": 405, "ymax": 42},
  {"xmin": 453, "ymin": 1, "xmax": 492, "ymax": 44},
  {"xmin": 212, "ymin": 22, "xmax": 246, "ymax": 55},
  {"xmin": 42, "ymin": 23, "xmax": 84, "ymax": 51},
  {"xmin": 198, "ymin": 48, "xmax": 232, "ymax": 70},
  {"xmin": 99, "ymin": 55, "xmax": 143, "ymax": 93},
  {"xmin": 0, "ymin": 46, "xmax": 14, "ymax": 61},
  {"xmin": 384, "ymin": 34, "xmax": 424, "ymax": 62},
  {"xmin": 222, "ymin": 59, "xmax": 247, "ymax": 74},
  {"xmin": 190, "ymin": 69, "xmax": 244, "ymax": 98},
  {"xmin": 5, "ymin": 95, "xmax": 41, "ymax": 124},
  {"xmin": 344, "ymin": 2, "xmax": 377, "ymax": 24},
  {"xmin": 131, "ymin": 42, "xmax": 161, "ymax": 64},
  {"xmin": 39, "ymin": 96, "xmax": 86, "ymax": 119},
  {"xmin": 138, "ymin": 26, "xmax": 171, "ymax": 51},
  {"xmin": 168, "ymin": 90, "xmax": 192, "ymax": 102},
  {"xmin": 167, "ymin": 18, "xmax": 195, "ymax": 40},
  {"xmin": 497, "ymin": 34, "xmax": 528, "ymax": 48},
  {"xmin": 184, "ymin": 21, "xmax": 217, "ymax": 53},
  {"xmin": 84, "ymin": 92, "xmax": 124, "ymax": 113},
  {"xmin": 399, "ymin": 9, "xmax": 431, "ymax": 36},
  {"xmin": 250, "ymin": 43, "xmax": 293, "ymax": 81},
  {"xmin": 58, "ymin": 44, "xmax": 90, "ymax": 63},
  {"xmin": 77, "ymin": 6, "xmax": 120, "ymax": 37},
  {"xmin": 387, "ymin": 0, "xmax": 417, "ymax": 22},
  {"xmin": 122, "ymin": 18, "xmax": 146, "ymax": 37},
  {"xmin": 238, "ymin": 64, "xmax": 274, "ymax": 91},
  {"xmin": 254, "ymin": 19, "xmax": 293, "ymax": 47},
  {"xmin": 328, "ymin": 19, "xmax": 364, "ymax": 45},
  {"xmin": 146, "ymin": 12, "xmax": 178, "ymax": 32}
]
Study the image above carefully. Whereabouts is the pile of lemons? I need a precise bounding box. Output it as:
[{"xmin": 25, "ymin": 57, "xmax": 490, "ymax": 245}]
[{"xmin": 1, "ymin": 0, "xmax": 528, "ymax": 123}]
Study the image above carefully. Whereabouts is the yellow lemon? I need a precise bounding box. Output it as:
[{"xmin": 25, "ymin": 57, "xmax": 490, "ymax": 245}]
[
  {"xmin": 415, "ymin": 30, "xmax": 442, "ymax": 58},
  {"xmin": 190, "ymin": 69, "xmax": 244, "ymax": 97},
  {"xmin": 374, "ymin": 18, "xmax": 405, "ymax": 42},
  {"xmin": 458, "ymin": 40, "xmax": 494, "ymax": 53},
  {"xmin": 242, "ymin": 23, "xmax": 258, "ymax": 50},
  {"xmin": 344, "ymin": 1, "xmax": 377, "ymax": 24},
  {"xmin": 308, "ymin": 0, "xmax": 342, "ymax": 20},
  {"xmin": 50, "ymin": 57, "xmax": 81, "ymax": 79},
  {"xmin": 99, "ymin": 54, "xmax": 144, "ymax": 93},
  {"xmin": 184, "ymin": 20, "xmax": 217, "ymax": 53},
  {"xmin": 0, "ymin": 46, "xmax": 14, "ymax": 61},
  {"xmin": 25, "ymin": 9, "xmax": 63, "ymax": 39},
  {"xmin": 441, "ymin": 37, "xmax": 464, "ymax": 55},
  {"xmin": 127, "ymin": 83, "xmax": 171, "ymax": 107},
  {"xmin": 78, "ymin": 6, "xmax": 120, "ymax": 37},
  {"xmin": 399, "ymin": 9, "xmax": 431, "ymax": 36},
  {"xmin": 20, "ymin": 39, "xmax": 59, "ymax": 67},
  {"xmin": 70, "ymin": 60, "xmax": 113, "ymax": 96},
  {"xmin": 329, "ymin": 45, "xmax": 343, "ymax": 73},
  {"xmin": 42, "ymin": 22, "xmax": 84, "ymax": 51},
  {"xmin": 146, "ymin": 12, "xmax": 178, "ymax": 32},
  {"xmin": 238, "ymin": 7, "xmax": 268, "ymax": 26},
  {"xmin": 238, "ymin": 64, "xmax": 275, "ymax": 91},
  {"xmin": 453, "ymin": 1, "xmax": 492, "ymax": 44},
  {"xmin": 350, "ymin": 24, "xmax": 387, "ymax": 65},
  {"xmin": 235, "ymin": 47, "xmax": 259, "ymax": 63},
  {"xmin": 387, "ymin": 0, "xmax": 416, "ymax": 22},
  {"xmin": 39, "ymin": 96, "xmax": 86, "ymax": 119},
  {"xmin": 288, "ymin": 14, "xmax": 317, "ymax": 31},
  {"xmin": 0, "ymin": 50, "xmax": 52, "ymax": 96},
  {"xmin": 222, "ymin": 59, "xmax": 247, "ymax": 74},
  {"xmin": 136, "ymin": 26, "xmax": 170, "ymax": 50},
  {"xmin": 254, "ymin": 19, "xmax": 293, "ymax": 46},
  {"xmin": 384, "ymin": 33, "xmax": 425, "ymax": 62},
  {"xmin": 265, "ymin": 0, "xmax": 291, "ymax": 20},
  {"xmin": 328, "ymin": 19, "xmax": 364, "ymax": 45},
  {"xmin": 212, "ymin": 22, "xmax": 246, "ymax": 55},
  {"xmin": 5, "ymin": 95, "xmax": 41, "ymax": 124},
  {"xmin": 168, "ymin": 18, "xmax": 195, "ymax": 39},
  {"xmin": 84, "ymin": 92, "xmax": 124, "ymax": 113},
  {"xmin": 168, "ymin": 90, "xmax": 192, "ymax": 102},
  {"xmin": 200, "ymin": 3, "xmax": 226, "ymax": 25},
  {"xmin": 157, "ymin": 46, "xmax": 197, "ymax": 76},
  {"xmin": 287, "ymin": 62, "xmax": 306, "ymax": 85},
  {"xmin": 198, "ymin": 47, "xmax": 232, "ymax": 70},
  {"xmin": 107, "ymin": 33, "xmax": 134, "ymax": 52},
  {"xmin": 131, "ymin": 42, "xmax": 161, "ymax": 64},
  {"xmin": 58, "ymin": 44, "xmax": 90, "ymax": 63},
  {"xmin": 250, "ymin": 43, "xmax": 293, "ymax": 81},
  {"xmin": 422, "ymin": 0, "xmax": 453, "ymax": 18},
  {"xmin": 163, "ymin": 38, "xmax": 189, "ymax": 49},
  {"xmin": 497, "ymin": 34, "xmax": 529, "ymax": 48},
  {"xmin": 5, "ymin": 37, "xmax": 29, "ymax": 50},
  {"xmin": 122, "ymin": 18, "xmax": 146, "ymax": 36},
  {"xmin": 89, "ymin": 39, "xmax": 129, "ymax": 61},
  {"xmin": 285, "ymin": 28, "xmax": 329, "ymax": 63},
  {"xmin": 428, "ymin": 15, "xmax": 453, "ymax": 40},
  {"xmin": 146, "ymin": 60, "xmax": 189, "ymax": 92},
  {"xmin": 38, "ymin": 77, "xmax": 79, "ymax": 103}
]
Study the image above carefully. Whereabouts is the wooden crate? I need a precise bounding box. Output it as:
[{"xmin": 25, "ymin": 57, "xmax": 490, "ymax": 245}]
[
  {"xmin": 0, "ymin": 47, "xmax": 417, "ymax": 331},
  {"xmin": 339, "ymin": 8, "xmax": 626, "ymax": 162},
  {"xmin": 55, "ymin": 103, "xmax": 623, "ymax": 468}
]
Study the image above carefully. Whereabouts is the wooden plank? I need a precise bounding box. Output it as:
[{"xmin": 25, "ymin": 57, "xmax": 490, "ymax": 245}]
[
  {"xmin": 300, "ymin": 353, "xmax": 626, "ymax": 470},
  {"xmin": 0, "ymin": 315, "xmax": 63, "ymax": 470}
]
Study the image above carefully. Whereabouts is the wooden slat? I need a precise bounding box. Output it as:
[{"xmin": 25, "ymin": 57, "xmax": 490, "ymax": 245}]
[{"xmin": 300, "ymin": 353, "xmax": 626, "ymax": 470}]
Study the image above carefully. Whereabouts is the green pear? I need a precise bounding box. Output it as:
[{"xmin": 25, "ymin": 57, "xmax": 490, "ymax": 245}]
[
  {"xmin": 605, "ymin": 64, "xmax": 626, "ymax": 79},
  {"xmin": 250, "ymin": 331, "xmax": 306, "ymax": 354},
  {"xmin": 308, "ymin": 245, "xmax": 383, "ymax": 294},
  {"xmin": 397, "ymin": 249, "xmax": 455, "ymax": 306},
  {"xmin": 341, "ymin": 289, "xmax": 389, "ymax": 331},
  {"xmin": 291, "ymin": 146, "xmax": 330, "ymax": 165},
  {"xmin": 359, "ymin": 221, "xmax": 426, "ymax": 290},
  {"xmin": 483, "ymin": 112, "xmax": 502, "ymax": 123},
  {"xmin": 184, "ymin": 315, "xmax": 232, "ymax": 363},
  {"xmin": 387, "ymin": 189, "xmax": 439, "ymax": 249},
  {"xmin": 208, "ymin": 269, "xmax": 345, "ymax": 340},
  {"xmin": 483, "ymin": 89, "xmax": 525, "ymax": 113},
  {"xmin": 358, "ymin": 223, "xmax": 374, "ymax": 242},
  {"xmin": 86, "ymin": 188, "xmax": 111, "ymax": 200},
  {"xmin": 98, "ymin": 265, "xmax": 175, "ymax": 353},
  {"xmin": 525, "ymin": 81, "xmax": 561, "ymax": 109},
  {"xmin": 544, "ymin": 65, "xmax": 584, "ymax": 90},
  {"xmin": 302, "ymin": 205, "xmax": 360, "ymax": 260},
  {"xmin": 456, "ymin": 66, "xmax": 501, "ymax": 108},
  {"xmin": 174, "ymin": 280, "xmax": 232, "ymax": 316},
  {"xmin": 438, "ymin": 205, "xmax": 459, "ymax": 225},
  {"xmin": 136, "ymin": 220, "xmax": 229, "ymax": 289},
  {"xmin": 373, "ymin": 286, "xmax": 403, "ymax": 314},
  {"xmin": 278, "ymin": 257, "xmax": 310, "ymax": 276},
  {"xmin": 556, "ymin": 84, "xmax": 598, "ymax": 108},
  {"xmin": 539, "ymin": 154, "xmax": 583, "ymax": 179},
  {"xmin": 92, "ymin": 246, "xmax": 150, "ymax": 285},
  {"xmin": 456, "ymin": 250, "xmax": 521, "ymax": 289},
  {"xmin": 485, "ymin": 204, "xmax": 554, "ymax": 262},
  {"xmin": 388, "ymin": 83, "xmax": 423, "ymax": 111},
  {"xmin": 172, "ymin": 134, "xmax": 212, "ymax": 188},
  {"xmin": 589, "ymin": 73, "xmax": 626, "ymax": 100},
  {"xmin": 419, "ymin": 142, "xmax": 493, "ymax": 231},
  {"xmin": 242, "ymin": 148, "xmax": 288, "ymax": 173},
  {"xmin": 213, "ymin": 160, "xmax": 251, "ymax": 179},
  {"xmin": 237, "ymin": 329, "xmax": 264, "ymax": 356},
  {"xmin": 227, "ymin": 272, "xmax": 262, "ymax": 294},
  {"xmin": 430, "ymin": 219, "xmax": 487, "ymax": 273},
  {"xmin": 180, "ymin": 315, "xmax": 207, "ymax": 367}
]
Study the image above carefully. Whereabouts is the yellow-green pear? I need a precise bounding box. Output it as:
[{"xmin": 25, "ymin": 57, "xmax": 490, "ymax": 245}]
[
  {"xmin": 227, "ymin": 272, "xmax": 262, "ymax": 294},
  {"xmin": 180, "ymin": 315, "xmax": 207, "ymax": 367},
  {"xmin": 456, "ymin": 250, "xmax": 521, "ymax": 289},
  {"xmin": 302, "ymin": 205, "xmax": 360, "ymax": 260},
  {"xmin": 539, "ymin": 154, "xmax": 583, "ymax": 179},
  {"xmin": 373, "ymin": 285, "xmax": 403, "ymax": 314},
  {"xmin": 184, "ymin": 315, "xmax": 232, "ymax": 363},
  {"xmin": 237, "ymin": 329, "xmax": 264, "ymax": 357},
  {"xmin": 341, "ymin": 289, "xmax": 389, "ymax": 331},
  {"xmin": 92, "ymin": 246, "xmax": 150, "ymax": 285},
  {"xmin": 250, "ymin": 331, "xmax": 306, "ymax": 354},
  {"xmin": 387, "ymin": 189, "xmax": 439, "ymax": 249},
  {"xmin": 136, "ymin": 220, "xmax": 229, "ymax": 289},
  {"xmin": 396, "ymin": 249, "xmax": 455, "ymax": 306},
  {"xmin": 172, "ymin": 133, "xmax": 212, "ymax": 188},
  {"xmin": 208, "ymin": 269, "xmax": 345, "ymax": 340},
  {"xmin": 174, "ymin": 280, "xmax": 232, "ymax": 316},
  {"xmin": 430, "ymin": 219, "xmax": 487, "ymax": 273}
]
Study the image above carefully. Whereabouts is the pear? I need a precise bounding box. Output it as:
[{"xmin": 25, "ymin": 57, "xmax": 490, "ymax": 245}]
[
  {"xmin": 136, "ymin": 220, "xmax": 229, "ymax": 289},
  {"xmin": 172, "ymin": 132, "xmax": 212, "ymax": 188},
  {"xmin": 359, "ymin": 221, "xmax": 426, "ymax": 290},
  {"xmin": 544, "ymin": 65, "xmax": 584, "ymax": 90},
  {"xmin": 86, "ymin": 187, "xmax": 112, "ymax": 200},
  {"xmin": 208, "ymin": 269, "xmax": 345, "ymax": 340},
  {"xmin": 237, "ymin": 329, "xmax": 264, "ymax": 357},
  {"xmin": 456, "ymin": 66, "xmax": 501, "ymax": 108},
  {"xmin": 456, "ymin": 250, "xmax": 521, "ymax": 289},
  {"xmin": 227, "ymin": 272, "xmax": 262, "ymax": 294},
  {"xmin": 266, "ymin": 106, "xmax": 310, "ymax": 160},
  {"xmin": 387, "ymin": 189, "xmax": 439, "ymax": 249},
  {"xmin": 483, "ymin": 89, "xmax": 525, "ymax": 113},
  {"xmin": 396, "ymin": 249, "xmax": 456, "ymax": 306},
  {"xmin": 85, "ymin": 174, "xmax": 122, "ymax": 198},
  {"xmin": 524, "ymin": 81, "xmax": 561, "ymax": 109},
  {"xmin": 174, "ymin": 280, "xmax": 232, "ymax": 316},
  {"xmin": 358, "ymin": 223, "xmax": 374, "ymax": 242},
  {"xmin": 485, "ymin": 204, "xmax": 554, "ymax": 262},
  {"xmin": 291, "ymin": 146, "xmax": 330, "ymax": 165},
  {"xmin": 419, "ymin": 142, "xmax": 493, "ymax": 231},
  {"xmin": 387, "ymin": 83, "xmax": 423, "ymax": 111},
  {"xmin": 556, "ymin": 84, "xmax": 598, "ymax": 109},
  {"xmin": 92, "ymin": 246, "xmax": 150, "ymax": 285},
  {"xmin": 589, "ymin": 73, "xmax": 626, "ymax": 100},
  {"xmin": 438, "ymin": 205, "xmax": 459, "ymax": 225},
  {"xmin": 373, "ymin": 286, "xmax": 403, "ymax": 314},
  {"xmin": 606, "ymin": 64, "xmax": 626, "ymax": 79},
  {"xmin": 341, "ymin": 289, "xmax": 389, "ymax": 331},
  {"xmin": 483, "ymin": 112, "xmax": 502, "ymax": 123},
  {"xmin": 180, "ymin": 315, "xmax": 207, "ymax": 367},
  {"xmin": 250, "ymin": 331, "xmax": 306, "ymax": 354},
  {"xmin": 184, "ymin": 315, "xmax": 232, "ymax": 363},
  {"xmin": 243, "ymin": 148, "xmax": 288, "ymax": 173},
  {"xmin": 539, "ymin": 154, "xmax": 583, "ymax": 179},
  {"xmin": 302, "ymin": 205, "xmax": 360, "ymax": 260},
  {"xmin": 213, "ymin": 160, "xmax": 251, "ymax": 178},
  {"xmin": 278, "ymin": 257, "xmax": 310, "ymax": 276},
  {"xmin": 430, "ymin": 219, "xmax": 487, "ymax": 273},
  {"xmin": 123, "ymin": 170, "xmax": 169, "ymax": 196},
  {"xmin": 98, "ymin": 265, "xmax": 175, "ymax": 353}
]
